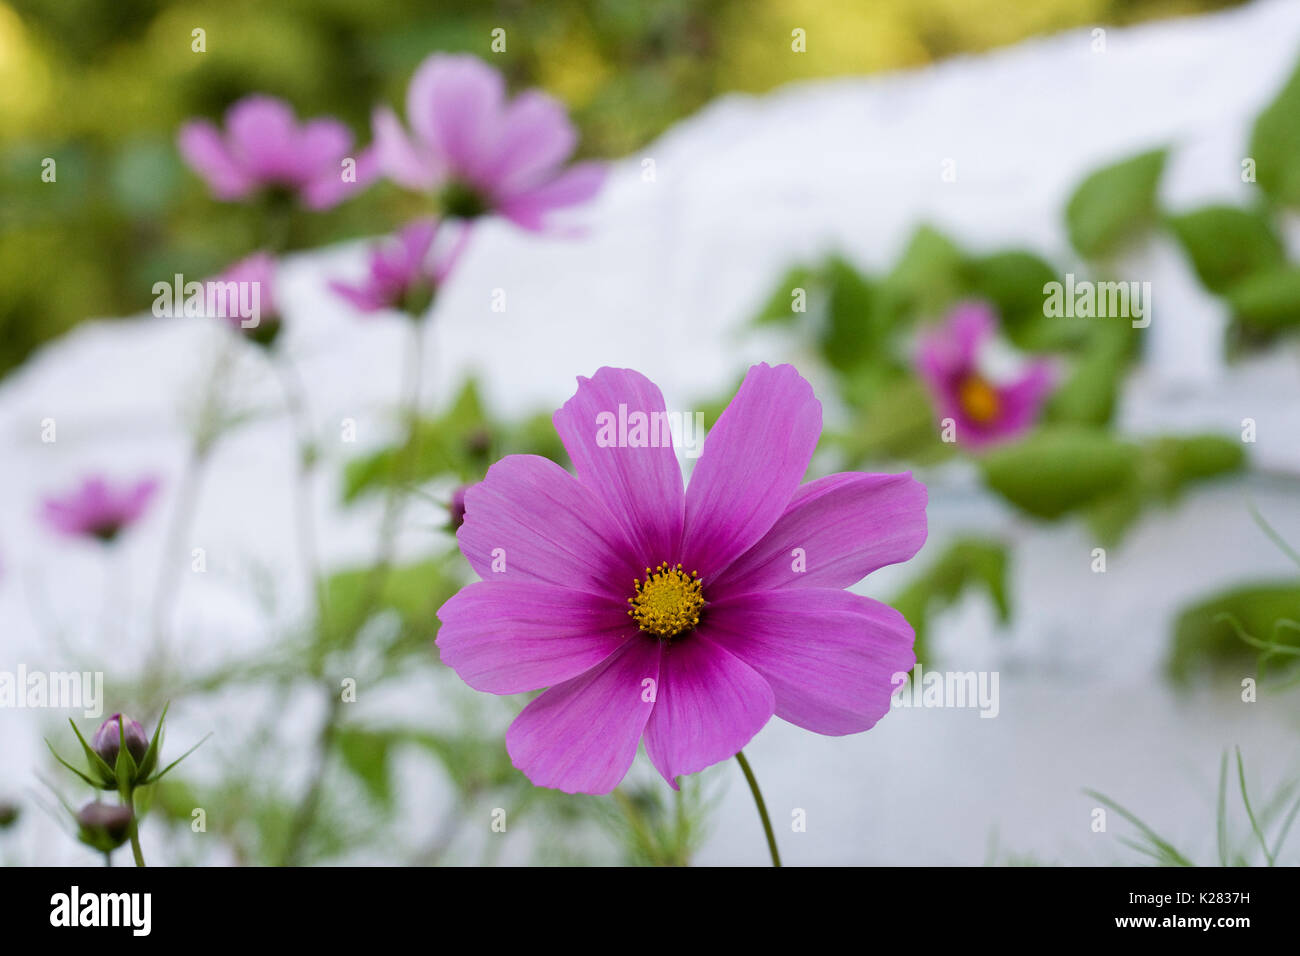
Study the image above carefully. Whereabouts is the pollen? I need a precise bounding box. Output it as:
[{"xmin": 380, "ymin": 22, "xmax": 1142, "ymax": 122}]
[
  {"xmin": 958, "ymin": 375, "xmax": 1001, "ymax": 424},
  {"xmin": 628, "ymin": 562, "xmax": 705, "ymax": 639}
]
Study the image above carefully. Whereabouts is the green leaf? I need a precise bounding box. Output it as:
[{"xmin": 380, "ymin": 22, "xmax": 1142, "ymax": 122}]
[
  {"xmin": 979, "ymin": 428, "xmax": 1140, "ymax": 520},
  {"xmin": 882, "ymin": 225, "xmax": 966, "ymax": 316},
  {"xmin": 319, "ymin": 557, "xmax": 460, "ymax": 658},
  {"xmin": 818, "ymin": 256, "xmax": 887, "ymax": 373},
  {"xmin": 1045, "ymin": 321, "xmax": 1135, "ymax": 426},
  {"xmin": 1225, "ymin": 267, "xmax": 1300, "ymax": 336},
  {"xmin": 1168, "ymin": 583, "xmax": 1300, "ymax": 684},
  {"xmin": 751, "ymin": 265, "xmax": 817, "ymax": 326},
  {"xmin": 1138, "ymin": 435, "xmax": 1246, "ymax": 502},
  {"xmin": 962, "ymin": 250, "xmax": 1064, "ymax": 351},
  {"xmin": 1165, "ymin": 206, "xmax": 1285, "ymax": 294},
  {"xmin": 891, "ymin": 538, "xmax": 1011, "ymax": 663},
  {"xmin": 1247, "ymin": 56, "xmax": 1300, "ymax": 207},
  {"xmin": 335, "ymin": 729, "xmax": 396, "ymax": 808},
  {"xmin": 835, "ymin": 374, "xmax": 951, "ymax": 465},
  {"xmin": 1065, "ymin": 149, "xmax": 1167, "ymax": 258}
]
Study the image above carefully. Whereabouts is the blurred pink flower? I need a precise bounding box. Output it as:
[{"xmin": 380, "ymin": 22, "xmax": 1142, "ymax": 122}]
[
  {"xmin": 205, "ymin": 251, "xmax": 282, "ymax": 347},
  {"xmin": 372, "ymin": 54, "xmax": 605, "ymax": 231},
  {"xmin": 437, "ymin": 364, "xmax": 927, "ymax": 794},
  {"xmin": 917, "ymin": 302, "xmax": 1057, "ymax": 450},
  {"xmin": 179, "ymin": 95, "xmax": 363, "ymax": 209},
  {"xmin": 329, "ymin": 219, "xmax": 469, "ymax": 317},
  {"xmin": 42, "ymin": 475, "xmax": 159, "ymax": 543}
]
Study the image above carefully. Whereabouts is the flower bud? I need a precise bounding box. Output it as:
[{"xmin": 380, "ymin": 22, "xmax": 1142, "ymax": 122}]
[
  {"xmin": 92, "ymin": 714, "xmax": 149, "ymax": 769},
  {"xmin": 75, "ymin": 801, "xmax": 133, "ymax": 851},
  {"xmin": 448, "ymin": 485, "xmax": 468, "ymax": 531}
]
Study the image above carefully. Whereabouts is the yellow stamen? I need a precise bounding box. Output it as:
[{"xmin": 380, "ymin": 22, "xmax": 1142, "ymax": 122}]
[
  {"xmin": 958, "ymin": 375, "xmax": 1001, "ymax": 424},
  {"xmin": 627, "ymin": 562, "xmax": 705, "ymax": 639}
]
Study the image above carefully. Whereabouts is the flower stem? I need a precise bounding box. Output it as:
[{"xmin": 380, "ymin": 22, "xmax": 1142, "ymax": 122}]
[
  {"xmin": 123, "ymin": 788, "xmax": 146, "ymax": 868},
  {"xmin": 280, "ymin": 319, "xmax": 428, "ymax": 865},
  {"xmin": 273, "ymin": 354, "xmax": 329, "ymax": 623},
  {"xmin": 735, "ymin": 750, "xmax": 781, "ymax": 867}
]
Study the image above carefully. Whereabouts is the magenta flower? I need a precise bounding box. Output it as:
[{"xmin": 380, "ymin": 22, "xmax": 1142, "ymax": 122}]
[
  {"xmin": 42, "ymin": 475, "xmax": 159, "ymax": 543},
  {"xmin": 917, "ymin": 302, "xmax": 1056, "ymax": 450},
  {"xmin": 205, "ymin": 252, "xmax": 281, "ymax": 347},
  {"xmin": 436, "ymin": 364, "xmax": 928, "ymax": 794},
  {"xmin": 179, "ymin": 95, "xmax": 361, "ymax": 209},
  {"xmin": 329, "ymin": 219, "xmax": 467, "ymax": 317},
  {"xmin": 372, "ymin": 54, "xmax": 605, "ymax": 231}
]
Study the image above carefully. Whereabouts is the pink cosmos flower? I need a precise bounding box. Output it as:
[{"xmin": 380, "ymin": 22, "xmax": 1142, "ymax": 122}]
[
  {"xmin": 179, "ymin": 95, "xmax": 362, "ymax": 209},
  {"xmin": 42, "ymin": 475, "xmax": 159, "ymax": 543},
  {"xmin": 205, "ymin": 252, "xmax": 282, "ymax": 347},
  {"xmin": 917, "ymin": 302, "xmax": 1057, "ymax": 450},
  {"xmin": 372, "ymin": 54, "xmax": 606, "ymax": 231},
  {"xmin": 329, "ymin": 219, "xmax": 468, "ymax": 317},
  {"xmin": 436, "ymin": 364, "xmax": 928, "ymax": 794}
]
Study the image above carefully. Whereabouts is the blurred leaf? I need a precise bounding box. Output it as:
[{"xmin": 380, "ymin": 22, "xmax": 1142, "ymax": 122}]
[
  {"xmin": 891, "ymin": 538, "xmax": 1011, "ymax": 662},
  {"xmin": 835, "ymin": 374, "xmax": 950, "ymax": 465},
  {"xmin": 1166, "ymin": 205, "xmax": 1285, "ymax": 294},
  {"xmin": 1168, "ymin": 583, "xmax": 1300, "ymax": 684},
  {"xmin": 335, "ymin": 728, "xmax": 396, "ymax": 808},
  {"xmin": 1065, "ymin": 149, "xmax": 1167, "ymax": 258},
  {"xmin": 818, "ymin": 256, "xmax": 887, "ymax": 373},
  {"xmin": 320, "ymin": 556, "xmax": 458, "ymax": 659},
  {"xmin": 406, "ymin": 729, "xmax": 520, "ymax": 796},
  {"xmin": 1044, "ymin": 321, "xmax": 1134, "ymax": 426},
  {"xmin": 883, "ymin": 224, "xmax": 965, "ymax": 316},
  {"xmin": 752, "ymin": 264, "xmax": 818, "ymax": 326},
  {"xmin": 1225, "ymin": 266, "xmax": 1300, "ymax": 337},
  {"xmin": 1248, "ymin": 55, "xmax": 1300, "ymax": 207},
  {"xmin": 962, "ymin": 249, "xmax": 1065, "ymax": 351},
  {"xmin": 979, "ymin": 427, "xmax": 1140, "ymax": 519},
  {"xmin": 1082, "ymin": 433, "xmax": 1244, "ymax": 545},
  {"xmin": 1140, "ymin": 434, "xmax": 1246, "ymax": 501},
  {"xmin": 343, "ymin": 379, "xmax": 567, "ymax": 503}
]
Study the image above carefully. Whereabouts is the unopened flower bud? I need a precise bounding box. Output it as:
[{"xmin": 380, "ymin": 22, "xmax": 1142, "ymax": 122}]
[
  {"xmin": 449, "ymin": 485, "xmax": 468, "ymax": 531},
  {"xmin": 92, "ymin": 714, "xmax": 149, "ymax": 769},
  {"xmin": 76, "ymin": 801, "xmax": 133, "ymax": 851}
]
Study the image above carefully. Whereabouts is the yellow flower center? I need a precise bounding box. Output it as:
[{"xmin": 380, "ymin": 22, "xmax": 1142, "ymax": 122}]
[
  {"xmin": 958, "ymin": 375, "xmax": 1001, "ymax": 424},
  {"xmin": 628, "ymin": 563, "xmax": 705, "ymax": 639}
]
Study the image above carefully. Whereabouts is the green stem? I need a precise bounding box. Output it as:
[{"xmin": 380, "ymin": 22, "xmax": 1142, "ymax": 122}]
[
  {"xmin": 280, "ymin": 320, "xmax": 428, "ymax": 865},
  {"xmin": 735, "ymin": 750, "xmax": 780, "ymax": 867},
  {"xmin": 123, "ymin": 788, "xmax": 146, "ymax": 868},
  {"xmin": 273, "ymin": 354, "xmax": 329, "ymax": 623}
]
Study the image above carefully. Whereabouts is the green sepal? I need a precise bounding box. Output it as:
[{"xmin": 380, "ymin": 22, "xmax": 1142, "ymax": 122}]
[
  {"xmin": 114, "ymin": 715, "xmax": 138, "ymax": 792},
  {"xmin": 68, "ymin": 718, "xmax": 117, "ymax": 790},
  {"xmin": 137, "ymin": 702, "xmax": 168, "ymax": 782},
  {"xmin": 146, "ymin": 733, "xmax": 212, "ymax": 785},
  {"xmin": 45, "ymin": 738, "xmax": 100, "ymax": 789}
]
